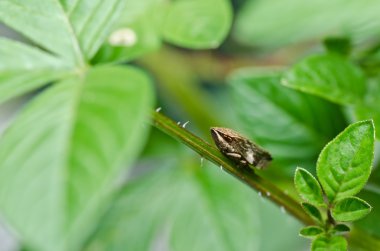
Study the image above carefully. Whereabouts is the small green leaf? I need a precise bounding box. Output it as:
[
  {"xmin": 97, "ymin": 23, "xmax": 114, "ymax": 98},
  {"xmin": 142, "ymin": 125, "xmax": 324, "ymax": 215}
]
[
  {"xmin": 299, "ymin": 226, "xmax": 324, "ymax": 238},
  {"xmin": 282, "ymin": 54, "xmax": 366, "ymax": 105},
  {"xmin": 312, "ymin": 235, "xmax": 347, "ymax": 251},
  {"xmin": 332, "ymin": 224, "xmax": 350, "ymax": 233},
  {"xmin": 323, "ymin": 37, "xmax": 351, "ymax": 56},
  {"xmin": 163, "ymin": 0, "xmax": 232, "ymax": 49},
  {"xmin": 301, "ymin": 202, "xmax": 323, "ymax": 224},
  {"xmin": 295, "ymin": 168, "xmax": 325, "ymax": 206},
  {"xmin": 332, "ymin": 197, "xmax": 372, "ymax": 222},
  {"xmin": 317, "ymin": 120, "xmax": 375, "ymax": 202}
]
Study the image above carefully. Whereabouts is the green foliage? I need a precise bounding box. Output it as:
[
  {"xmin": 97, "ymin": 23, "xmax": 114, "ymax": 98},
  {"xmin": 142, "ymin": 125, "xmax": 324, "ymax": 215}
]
[
  {"xmin": 311, "ymin": 235, "xmax": 347, "ymax": 251},
  {"xmin": 0, "ymin": 66, "xmax": 153, "ymax": 251},
  {"xmin": 234, "ymin": 0, "xmax": 380, "ymax": 48},
  {"xmin": 163, "ymin": 0, "xmax": 232, "ymax": 49},
  {"xmin": 332, "ymin": 197, "xmax": 372, "ymax": 222},
  {"xmin": 294, "ymin": 168, "xmax": 324, "ymax": 206},
  {"xmin": 299, "ymin": 226, "xmax": 324, "ymax": 238},
  {"xmin": 229, "ymin": 71, "xmax": 346, "ymax": 174},
  {"xmin": 283, "ymin": 54, "xmax": 366, "ymax": 105},
  {"xmin": 301, "ymin": 203, "xmax": 323, "ymax": 224},
  {"xmin": 294, "ymin": 121, "xmax": 374, "ymax": 250},
  {"xmin": 317, "ymin": 120, "xmax": 374, "ymax": 202}
]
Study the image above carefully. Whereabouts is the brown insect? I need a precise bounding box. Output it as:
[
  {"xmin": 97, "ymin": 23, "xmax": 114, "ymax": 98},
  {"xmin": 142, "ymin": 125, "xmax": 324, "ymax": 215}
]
[{"xmin": 210, "ymin": 127, "xmax": 272, "ymax": 169}]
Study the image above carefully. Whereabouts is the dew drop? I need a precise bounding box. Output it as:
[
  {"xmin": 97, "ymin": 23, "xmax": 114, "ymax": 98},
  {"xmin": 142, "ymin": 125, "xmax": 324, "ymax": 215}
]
[
  {"xmin": 258, "ymin": 191, "xmax": 262, "ymax": 197},
  {"xmin": 177, "ymin": 121, "xmax": 181, "ymax": 125},
  {"xmin": 200, "ymin": 157, "xmax": 204, "ymax": 167},
  {"xmin": 281, "ymin": 206, "xmax": 286, "ymax": 214},
  {"xmin": 266, "ymin": 191, "xmax": 271, "ymax": 197},
  {"xmin": 220, "ymin": 165, "xmax": 223, "ymax": 171},
  {"xmin": 155, "ymin": 107, "xmax": 162, "ymax": 112}
]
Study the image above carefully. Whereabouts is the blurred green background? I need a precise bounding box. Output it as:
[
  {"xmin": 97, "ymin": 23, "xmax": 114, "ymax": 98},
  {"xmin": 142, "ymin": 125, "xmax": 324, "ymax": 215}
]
[{"xmin": 1, "ymin": 0, "xmax": 380, "ymax": 250}]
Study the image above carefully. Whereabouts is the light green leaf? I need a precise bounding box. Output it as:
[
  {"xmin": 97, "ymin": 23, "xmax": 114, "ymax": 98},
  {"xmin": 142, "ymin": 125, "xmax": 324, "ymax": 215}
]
[
  {"xmin": 294, "ymin": 168, "xmax": 324, "ymax": 206},
  {"xmin": 312, "ymin": 235, "xmax": 347, "ymax": 251},
  {"xmin": 60, "ymin": 0, "xmax": 128, "ymax": 60},
  {"xmin": 0, "ymin": 1, "xmax": 83, "ymax": 66},
  {"xmin": 0, "ymin": 65, "xmax": 154, "ymax": 251},
  {"xmin": 332, "ymin": 197, "xmax": 372, "ymax": 222},
  {"xmin": 301, "ymin": 202, "xmax": 323, "ymax": 224},
  {"xmin": 234, "ymin": 0, "xmax": 380, "ymax": 48},
  {"xmin": 85, "ymin": 163, "xmax": 261, "ymax": 251},
  {"xmin": 332, "ymin": 224, "xmax": 350, "ymax": 233},
  {"xmin": 282, "ymin": 54, "xmax": 366, "ymax": 105},
  {"xmin": 316, "ymin": 120, "xmax": 375, "ymax": 202},
  {"xmin": 299, "ymin": 226, "xmax": 324, "ymax": 238},
  {"xmin": 0, "ymin": 38, "xmax": 68, "ymax": 104},
  {"xmin": 229, "ymin": 70, "xmax": 346, "ymax": 174},
  {"xmin": 163, "ymin": 0, "xmax": 232, "ymax": 49}
]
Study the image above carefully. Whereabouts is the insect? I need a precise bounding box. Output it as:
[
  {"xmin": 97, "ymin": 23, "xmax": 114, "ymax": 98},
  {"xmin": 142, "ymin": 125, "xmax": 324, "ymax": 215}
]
[{"xmin": 210, "ymin": 127, "xmax": 272, "ymax": 169}]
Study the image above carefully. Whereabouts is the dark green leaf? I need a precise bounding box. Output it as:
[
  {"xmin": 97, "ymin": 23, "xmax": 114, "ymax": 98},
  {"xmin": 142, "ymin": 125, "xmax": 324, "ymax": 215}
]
[
  {"xmin": 295, "ymin": 168, "xmax": 325, "ymax": 206},
  {"xmin": 0, "ymin": 66, "xmax": 154, "ymax": 251},
  {"xmin": 323, "ymin": 37, "xmax": 351, "ymax": 56},
  {"xmin": 312, "ymin": 235, "xmax": 347, "ymax": 251},
  {"xmin": 163, "ymin": 0, "xmax": 232, "ymax": 49},
  {"xmin": 282, "ymin": 54, "xmax": 366, "ymax": 105},
  {"xmin": 299, "ymin": 226, "xmax": 324, "ymax": 238},
  {"xmin": 302, "ymin": 202, "xmax": 323, "ymax": 224},
  {"xmin": 317, "ymin": 120, "xmax": 375, "ymax": 202},
  {"xmin": 332, "ymin": 197, "xmax": 372, "ymax": 222},
  {"xmin": 229, "ymin": 70, "xmax": 346, "ymax": 174},
  {"xmin": 332, "ymin": 224, "xmax": 350, "ymax": 233}
]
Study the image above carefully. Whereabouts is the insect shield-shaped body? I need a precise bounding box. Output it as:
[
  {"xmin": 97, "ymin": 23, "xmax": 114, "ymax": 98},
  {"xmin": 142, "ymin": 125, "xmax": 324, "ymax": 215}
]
[{"xmin": 210, "ymin": 127, "xmax": 272, "ymax": 169}]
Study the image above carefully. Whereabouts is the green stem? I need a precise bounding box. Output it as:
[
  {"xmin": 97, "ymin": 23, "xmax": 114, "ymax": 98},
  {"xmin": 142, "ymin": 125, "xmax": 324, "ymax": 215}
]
[{"xmin": 152, "ymin": 111, "xmax": 314, "ymax": 225}]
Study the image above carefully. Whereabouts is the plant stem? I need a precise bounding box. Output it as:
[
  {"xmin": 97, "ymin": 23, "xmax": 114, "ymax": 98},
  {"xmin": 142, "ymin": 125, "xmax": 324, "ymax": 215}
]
[{"xmin": 152, "ymin": 111, "xmax": 314, "ymax": 225}]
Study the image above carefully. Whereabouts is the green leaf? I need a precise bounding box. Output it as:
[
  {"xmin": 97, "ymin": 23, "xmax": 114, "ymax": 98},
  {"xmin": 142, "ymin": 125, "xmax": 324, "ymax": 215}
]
[
  {"xmin": 163, "ymin": 0, "xmax": 232, "ymax": 49},
  {"xmin": 229, "ymin": 70, "xmax": 346, "ymax": 174},
  {"xmin": 0, "ymin": 37, "xmax": 68, "ymax": 104},
  {"xmin": 323, "ymin": 37, "xmax": 351, "ymax": 56},
  {"xmin": 282, "ymin": 54, "xmax": 366, "ymax": 105},
  {"xmin": 332, "ymin": 224, "xmax": 350, "ymax": 233},
  {"xmin": 312, "ymin": 235, "xmax": 347, "ymax": 251},
  {"xmin": 234, "ymin": 0, "xmax": 380, "ymax": 48},
  {"xmin": 299, "ymin": 226, "xmax": 324, "ymax": 238},
  {"xmin": 0, "ymin": 0, "xmax": 127, "ymax": 64},
  {"xmin": 301, "ymin": 202, "xmax": 323, "ymax": 224},
  {"xmin": 294, "ymin": 168, "xmax": 325, "ymax": 206},
  {"xmin": 0, "ymin": 65, "xmax": 154, "ymax": 251},
  {"xmin": 85, "ymin": 163, "xmax": 262, "ymax": 251},
  {"xmin": 316, "ymin": 120, "xmax": 375, "ymax": 202},
  {"xmin": 332, "ymin": 197, "xmax": 372, "ymax": 222}
]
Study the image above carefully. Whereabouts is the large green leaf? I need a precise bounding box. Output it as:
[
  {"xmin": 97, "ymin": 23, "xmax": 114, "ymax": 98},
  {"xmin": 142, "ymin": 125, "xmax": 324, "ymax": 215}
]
[
  {"xmin": 282, "ymin": 54, "xmax": 366, "ymax": 105},
  {"xmin": 229, "ymin": 70, "xmax": 346, "ymax": 174},
  {"xmin": 0, "ymin": 65, "xmax": 153, "ymax": 251},
  {"xmin": 311, "ymin": 235, "xmax": 347, "ymax": 251},
  {"xmin": 316, "ymin": 120, "xmax": 375, "ymax": 202},
  {"xmin": 332, "ymin": 196, "xmax": 371, "ymax": 222},
  {"xmin": 294, "ymin": 168, "xmax": 324, "ymax": 206},
  {"xmin": 0, "ymin": 0, "xmax": 127, "ymax": 64},
  {"xmin": 162, "ymin": 0, "xmax": 232, "ymax": 49},
  {"xmin": 0, "ymin": 37, "xmax": 68, "ymax": 104},
  {"xmin": 234, "ymin": 0, "xmax": 380, "ymax": 48},
  {"xmin": 85, "ymin": 163, "xmax": 261, "ymax": 251}
]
